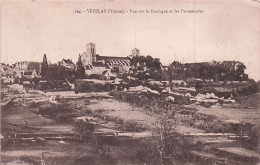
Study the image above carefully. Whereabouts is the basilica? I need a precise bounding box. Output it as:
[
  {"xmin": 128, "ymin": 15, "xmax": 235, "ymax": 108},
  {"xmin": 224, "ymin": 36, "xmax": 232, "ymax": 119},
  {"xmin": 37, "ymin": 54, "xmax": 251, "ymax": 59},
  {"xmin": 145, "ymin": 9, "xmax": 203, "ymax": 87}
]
[{"xmin": 80, "ymin": 43, "xmax": 139, "ymax": 75}]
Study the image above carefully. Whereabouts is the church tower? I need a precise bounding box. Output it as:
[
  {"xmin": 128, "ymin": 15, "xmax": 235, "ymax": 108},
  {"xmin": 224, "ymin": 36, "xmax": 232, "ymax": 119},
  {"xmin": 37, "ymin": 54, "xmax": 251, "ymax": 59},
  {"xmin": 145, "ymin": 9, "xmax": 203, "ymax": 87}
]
[
  {"xmin": 86, "ymin": 43, "xmax": 96, "ymax": 62},
  {"xmin": 129, "ymin": 48, "xmax": 140, "ymax": 58}
]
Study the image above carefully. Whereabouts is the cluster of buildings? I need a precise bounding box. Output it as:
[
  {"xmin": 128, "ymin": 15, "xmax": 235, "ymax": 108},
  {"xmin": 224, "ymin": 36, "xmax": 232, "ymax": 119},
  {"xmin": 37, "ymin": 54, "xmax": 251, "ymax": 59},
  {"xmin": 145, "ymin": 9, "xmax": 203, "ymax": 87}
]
[
  {"xmin": 1, "ymin": 43, "xmax": 141, "ymax": 83},
  {"xmin": 80, "ymin": 43, "xmax": 138, "ymax": 78},
  {"xmin": 1, "ymin": 42, "xmax": 248, "ymax": 85},
  {"xmin": 1, "ymin": 61, "xmax": 41, "ymax": 84}
]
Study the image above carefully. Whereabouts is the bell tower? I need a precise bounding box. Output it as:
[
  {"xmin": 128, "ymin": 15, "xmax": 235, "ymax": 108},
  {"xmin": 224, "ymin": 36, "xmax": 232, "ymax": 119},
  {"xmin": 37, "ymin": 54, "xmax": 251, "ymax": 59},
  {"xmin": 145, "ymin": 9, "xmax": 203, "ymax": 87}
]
[
  {"xmin": 86, "ymin": 43, "xmax": 96, "ymax": 62},
  {"xmin": 129, "ymin": 48, "xmax": 140, "ymax": 58}
]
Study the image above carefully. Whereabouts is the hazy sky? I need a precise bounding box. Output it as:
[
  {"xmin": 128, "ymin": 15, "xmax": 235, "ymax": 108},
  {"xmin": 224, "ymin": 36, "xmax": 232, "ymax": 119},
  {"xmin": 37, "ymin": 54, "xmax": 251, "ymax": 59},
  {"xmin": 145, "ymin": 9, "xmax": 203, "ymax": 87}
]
[{"xmin": 1, "ymin": 0, "xmax": 260, "ymax": 80}]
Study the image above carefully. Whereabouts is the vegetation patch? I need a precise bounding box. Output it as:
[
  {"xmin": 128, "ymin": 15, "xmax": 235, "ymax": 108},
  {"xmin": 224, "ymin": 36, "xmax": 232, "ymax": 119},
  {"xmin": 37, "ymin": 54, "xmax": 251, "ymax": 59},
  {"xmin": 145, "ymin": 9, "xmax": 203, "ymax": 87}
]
[
  {"xmin": 39, "ymin": 104, "xmax": 78, "ymax": 123},
  {"xmin": 109, "ymin": 90, "xmax": 259, "ymax": 142}
]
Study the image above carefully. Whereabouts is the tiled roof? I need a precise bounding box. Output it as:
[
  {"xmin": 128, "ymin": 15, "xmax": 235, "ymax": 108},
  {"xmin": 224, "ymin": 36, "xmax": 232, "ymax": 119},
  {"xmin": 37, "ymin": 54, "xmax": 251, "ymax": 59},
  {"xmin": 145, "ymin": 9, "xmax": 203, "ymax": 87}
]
[
  {"xmin": 85, "ymin": 65, "xmax": 92, "ymax": 70},
  {"xmin": 63, "ymin": 59, "xmax": 74, "ymax": 65},
  {"xmin": 24, "ymin": 71, "xmax": 33, "ymax": 75},
  {"xmin": 92, "ymin": 62, "xmax": 105, "ymax": 67},
  {"xmin": 97, "ymin": 55, "xmax": 130, "ymax": 62},
  {"xmin": 102, "ymin": 70, "xmax": 108, "ymax": 75}
]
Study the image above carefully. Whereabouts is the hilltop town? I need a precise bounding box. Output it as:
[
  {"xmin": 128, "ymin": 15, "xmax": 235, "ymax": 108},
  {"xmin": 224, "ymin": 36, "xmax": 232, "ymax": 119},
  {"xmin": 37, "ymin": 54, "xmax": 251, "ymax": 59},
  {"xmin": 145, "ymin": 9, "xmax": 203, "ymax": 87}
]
[
  {"xmin": 1, "ymin": 43, "xmax": 252, "ymax": 88},
  {"xmin": 1, "ymin": 43, "xmax": 260, "ymax": 165},
  {"xmin": 1, "ymin": 43, "xmax": 257, "ymax": 104},
  {"xmin": 1, "ymin": 43, "xmax": 141, "ymax": 84}
]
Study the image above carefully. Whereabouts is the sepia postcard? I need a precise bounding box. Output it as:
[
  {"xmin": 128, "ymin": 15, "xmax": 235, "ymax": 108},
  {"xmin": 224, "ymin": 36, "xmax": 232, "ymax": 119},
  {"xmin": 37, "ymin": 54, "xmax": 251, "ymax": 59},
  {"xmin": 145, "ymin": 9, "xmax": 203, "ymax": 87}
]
[{"xmin": 1, "ymin": 0, "xmax": 260, "ymax": 164}]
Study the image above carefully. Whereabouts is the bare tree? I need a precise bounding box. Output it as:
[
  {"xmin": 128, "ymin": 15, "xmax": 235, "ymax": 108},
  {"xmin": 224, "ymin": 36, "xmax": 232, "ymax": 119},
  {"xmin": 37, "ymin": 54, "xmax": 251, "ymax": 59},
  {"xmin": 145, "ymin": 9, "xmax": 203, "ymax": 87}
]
[
  {"xmin": 152, "ymin": 108, "xmax": 177, "ymax": 165},
  {"xmin": 148, "ymin": 105, "xmax": 188, "ymax": 165}
]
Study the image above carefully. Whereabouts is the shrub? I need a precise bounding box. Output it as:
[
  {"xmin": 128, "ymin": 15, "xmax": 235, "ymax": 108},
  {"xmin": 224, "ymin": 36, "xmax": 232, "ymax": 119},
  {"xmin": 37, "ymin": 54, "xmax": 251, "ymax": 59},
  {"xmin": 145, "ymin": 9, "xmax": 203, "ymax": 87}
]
[
  {"xmin": 56, "ymin": 114, "xmax": 74, "ymax": 123},
  {"xmin": 98, "ymin": 146, "xmax": 117, "ymax": 164},
  {"xmin": 74, "ymin": 119, "xmax": 95, "ymax": 141},
  {"xmin": 135, "ymin": 131, "xmax": 190, "ymax": 165},
  {"xmin": 247, "ymin": 126, "xmax": 259, "ymax": 147},
  {"xmin": 122, "ymin": 121, "xmax": 146, "ymax": 132},
  {"xmin": 38, "ymin": 104, "xmax": 74, "ymax": 123}
]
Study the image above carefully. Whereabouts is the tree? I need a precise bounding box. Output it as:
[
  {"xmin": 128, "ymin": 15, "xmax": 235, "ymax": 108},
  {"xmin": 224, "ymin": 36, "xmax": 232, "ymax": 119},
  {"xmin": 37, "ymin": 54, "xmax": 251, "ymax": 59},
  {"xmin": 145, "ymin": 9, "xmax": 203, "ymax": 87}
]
[
  {"xmin": 46, "ymin": 65, "xmax": 76, "ymax": 82},
  {"xmin": 145, "ymin": 55, "xmax": 154, "ymax": 68},
  {"xmin": 152, "ymin": 106, "xmax": 182, "ymax": 165},
  {"xmin": 131, "ymin": 55, "xmax": 162, "ymax": 70},
  {"xmin": 76, "ymin": 55, "xmax": 85, "ymax": 79},
  {"xmin": 130, "ymin": 55, "xmax": 146, "ymax": 68},
  {"xmin": 138, "ymin": 105, "xmax": 189, "ymax": 165},
  {"xmin": 41, "ymin": 54, "xmax": 48, "ymax": 79},
  {"xmin": 74, "ymin": 119, "xmax": 95, "ymax": 141},
  {"xmin": 153, "ymin": 58, "xmax": 161, "ymax": 69},
  {"xmin": 235, "ymin": 63, "xmax": 246, "ymax": 75},
  {"xmin": 168, "ymin": 61, "xmax": 182, "ymax": 87}
]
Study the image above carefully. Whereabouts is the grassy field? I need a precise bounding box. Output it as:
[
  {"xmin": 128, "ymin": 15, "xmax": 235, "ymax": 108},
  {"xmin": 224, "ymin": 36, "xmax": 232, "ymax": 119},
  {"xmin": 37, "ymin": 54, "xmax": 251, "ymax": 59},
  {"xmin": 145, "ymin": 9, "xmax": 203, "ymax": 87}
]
[{"xmin": 1, "ymin": 85, "xmax": 260, "ymax": 164}]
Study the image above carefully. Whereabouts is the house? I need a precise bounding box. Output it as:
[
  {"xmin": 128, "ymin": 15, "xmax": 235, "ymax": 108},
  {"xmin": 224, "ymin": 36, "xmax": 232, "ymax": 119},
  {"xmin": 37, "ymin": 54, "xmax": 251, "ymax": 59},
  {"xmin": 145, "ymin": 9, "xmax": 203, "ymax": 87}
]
[
  {"xmin": 1, "ymin": 64, "xmax": 15, "ymax": 84},
  {"xmin": 1, "ymin": 74, "xmax": 15, "ymax": 84},
  {"xmin": 13, "ymin": 61, "xmax": 41, "ymax": 73},
  {"xmin": 58, "ymin": 59, "xmax": 76, "ymax": 70},
  {"xmin": 101, "ymin": 70, "xmax": 117, "ymax": 80},
  {"xmin": 91, "ymin": 62, "xmax": 108, "ymax": 74},
  {"xmin": 136, "ymin": 62, "xmax": 148, "ymax": 72},
  {"xmin": 1, "ymin": 63, "xmax": 14, "ymax": 75},
  {"xmin": 84, "ymin": 62, "xmax": 108, "ymax": 76},
  {"xmin": 84, "ymin": 65, "xmax": 92, "ymax": 75},
  {"xmin": 12, "ymin": 61, "xmax": 41, "ymax": 79},
  {"xmin": 23, "ymin": 70, "xmax": 38, "ymax": 79},
  {"xmin": 161, "ymin": 65, "xmax": 168, "ymax": 71}
]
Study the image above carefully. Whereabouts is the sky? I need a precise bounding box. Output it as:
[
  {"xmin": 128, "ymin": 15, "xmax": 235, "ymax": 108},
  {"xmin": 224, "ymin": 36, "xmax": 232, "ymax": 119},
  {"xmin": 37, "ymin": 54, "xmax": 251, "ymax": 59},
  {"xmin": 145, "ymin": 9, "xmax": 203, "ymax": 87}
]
[{"xmin": 1, "ymin": 0, "xmax": 260, "ymax": 80}]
